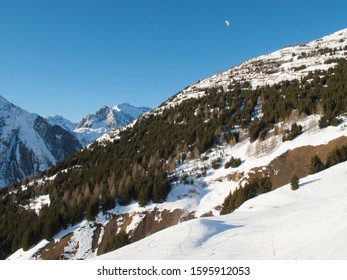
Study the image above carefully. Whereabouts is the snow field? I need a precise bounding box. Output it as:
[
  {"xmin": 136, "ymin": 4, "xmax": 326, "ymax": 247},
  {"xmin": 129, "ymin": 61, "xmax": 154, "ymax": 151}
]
[{"xmin": 97, "ymin": 161, "xmax": 347, "ymax": 259}]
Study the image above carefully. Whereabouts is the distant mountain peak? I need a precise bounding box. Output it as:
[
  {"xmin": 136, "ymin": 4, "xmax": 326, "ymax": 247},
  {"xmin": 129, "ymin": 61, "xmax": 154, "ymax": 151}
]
[
  {"xmin": 0, "ymin": 96, "xmax": 81, "ymax": 188},
  {"xmin": 75, "ymin": 103, "xmax": 151, "ymax": 136},
  {"xmin": 46, "ymin": 115, "xmax": 77, "ymax": 132}
]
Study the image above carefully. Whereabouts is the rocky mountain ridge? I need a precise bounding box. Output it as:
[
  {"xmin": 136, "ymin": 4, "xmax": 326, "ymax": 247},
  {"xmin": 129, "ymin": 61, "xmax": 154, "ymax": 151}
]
[
  {"xmin": 0, "ymin": 96, "xmax": 81, "ymax": 188},
  {"xmin": 47, "ymin": 103, "xmax": 152, "ymax": 146}
]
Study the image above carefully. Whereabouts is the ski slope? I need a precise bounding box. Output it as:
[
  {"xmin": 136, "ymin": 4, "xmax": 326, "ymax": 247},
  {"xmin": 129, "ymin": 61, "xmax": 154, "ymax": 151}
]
[{"xmin": 97, "ymin": 161, "xmax": 347, "ymax": 260}]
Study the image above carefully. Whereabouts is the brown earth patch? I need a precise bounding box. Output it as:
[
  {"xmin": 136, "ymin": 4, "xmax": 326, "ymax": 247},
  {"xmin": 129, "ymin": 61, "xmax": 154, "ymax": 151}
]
[
  {"xmin": 179, "ymin": 211, "xmax": 196, "ymax": 222},
  {"xmin": 97, "ymin": 208, "xmax": 193, "ymax": 256},
  {"xmin": 245, "ymin": 136, "xmax": 347, "ymax": 189},
  {"xmin": 200, "ymin": 211, "xmax": 213, "ymax": 217},
  {"xmin": 226, "ymin": 171, "xmax": 244, "ymax": 182},
  {"xmin": 130, "ymin": 209, "xmax": 184, "ymax": 243},
  {"xmin": 92, "ymin": 225, "xmax": 102, "ymax": 253},
  {"xmin": 37, "ymin": 233, "xmax": 73, "ymax": 260},
  {"xmin": 97, "ymin": 213, "xmax": 130, "ymax": 255}
]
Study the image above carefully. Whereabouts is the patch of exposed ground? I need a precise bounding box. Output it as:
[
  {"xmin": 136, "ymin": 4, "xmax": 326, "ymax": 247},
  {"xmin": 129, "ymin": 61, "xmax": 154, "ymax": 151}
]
[
  {"xmin": 130, "ymin": 209, "xmax": 184, "ymax": 243},
  {"xmin": 37, "ymin": 233, "xmax": 73, "ymax": 260},
  {"xmin": 92, "ymin": 225, "xmax": 102, "ymax": 253},
  {"xmin": 244, "ymin": 136, "xmax": 347, "ymax": 188},
  {"xmin": 97, "ymin": 213, "xmax": 130, "ymax": 255}
]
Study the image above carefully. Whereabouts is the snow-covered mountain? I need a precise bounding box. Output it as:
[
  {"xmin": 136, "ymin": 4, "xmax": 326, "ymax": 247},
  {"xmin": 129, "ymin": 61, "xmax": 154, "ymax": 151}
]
[
  {"xmin": 4, "ymin": 27, "xmax": 347, "ymax": 260},
  {"xmin": 45, "ymin": 115, "xmax": 77, "ymax": 132},
  {"xmin": 0, "ymin": 96, "xmax": 81, "ymax": 188},
  {"xmin": 46, "ymin": 103, "xmax": 152, "ymax": 146},
  {"xmin": 0, "ymin": 99, "xmax": 151, "ymax": 188},
  {"xmin": 160, "ymin": 28, "xmax": 347, "ymax": 110}
]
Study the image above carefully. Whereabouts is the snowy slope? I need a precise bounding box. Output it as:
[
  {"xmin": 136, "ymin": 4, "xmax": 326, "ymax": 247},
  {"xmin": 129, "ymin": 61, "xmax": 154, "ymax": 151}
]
[
  {"xmin": 0, "ymin": 96, "xmax": 81, "ymax": 188},
  {"xmin": 8, "ymin": 112, "xmax": 347, "ymax": 260},
  {"xmin": 160, "ymin": 28, "xmax": 347, "ymax": 110},
  {"xmin": 96, "ymin": 161, "xmax": 347, "ymax": 260},
  {"xmin": 5, "ymin": 27, "xmax": 347, "ymax": 260},
  {"xmin": 46, "ymin": 115, "xmax": 77, "ymax": 132},
  {"xmin": 51, "ymin": 103, "xmax": 152, "ymax": 146}
]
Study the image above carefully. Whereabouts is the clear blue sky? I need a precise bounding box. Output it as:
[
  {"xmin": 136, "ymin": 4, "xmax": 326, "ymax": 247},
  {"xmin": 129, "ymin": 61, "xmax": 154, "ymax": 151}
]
[{"xmin": 1, "ymin": 0, "xmax": 346, "ymax": 122}]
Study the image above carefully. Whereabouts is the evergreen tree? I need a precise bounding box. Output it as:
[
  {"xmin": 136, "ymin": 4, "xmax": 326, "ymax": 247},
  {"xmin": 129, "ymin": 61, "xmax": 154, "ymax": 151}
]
[
  {"xmin": 138, "ymin": 185, "xmax": 151, "ymax": 207},
  {"xmin": 291, "ymin": 175, "xmax": 299, "ymax": 190},
  {"xmin": 43, "ymin": 212, "xmax": 61, "ymax": 240},
  {"xmin": 309, "ymin": 155, "xmax": 325, "ymax": 174},
  {"xmin": 86, "ymin": 198, "xmax": 99, "ymax": 221},
  {"xmin": 104, "ymin": 231, "xmax": 129, "ymax": 254},
  {"xmin": 101, "ymin": 194, "xmax": 116, "ymax": 213},
  {"xmin": 152, "ymin": 174, "xmax": 171, "ymax": 203},
  {"xmin": 221, "ymin": 176, "xmax": 272, "ymax": 215}
]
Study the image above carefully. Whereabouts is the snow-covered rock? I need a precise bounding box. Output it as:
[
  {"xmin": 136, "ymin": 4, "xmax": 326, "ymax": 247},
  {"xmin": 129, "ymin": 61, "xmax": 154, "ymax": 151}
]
[
  {"xmin": 48, "ymin": 103, "xmax": 152, "ymax": 146},
  {"xmin": 46, "ymin": 115, "xmax": 77, "ymax": 132},
  {"xmin": 0, "ymin": 96, "xmax": 81, "ymax": 188}
]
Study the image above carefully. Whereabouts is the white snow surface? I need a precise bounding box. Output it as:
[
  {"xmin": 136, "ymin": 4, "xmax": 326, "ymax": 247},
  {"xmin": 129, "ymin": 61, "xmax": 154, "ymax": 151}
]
[
  {"xmin": 97, "ymin": 161, "xmax": 347, "ymax": 260},
  {"xmin": 7, "ymin": 240, "xmax": 49, "ymax": 260},
  {"xmin": 22, "ymin": 194, "xmax": 50, "ymax": 215},
  {"xmin": 45, "ymin": 115, "xmax": 77, "ymax": 132},
  {"xmin": 63, "ymin": 220, "xmax": 96, "ymax": 260}
]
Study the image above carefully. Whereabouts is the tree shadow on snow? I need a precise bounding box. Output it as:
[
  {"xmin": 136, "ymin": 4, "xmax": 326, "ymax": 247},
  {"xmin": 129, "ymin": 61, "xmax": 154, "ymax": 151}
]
[
  {"xmin": 197, "ymin": 219, "xmax": 243, "ymax": 246},
  {"xmin": 299, "ymin": 178, "xmax": 321, "ymax": 187}
]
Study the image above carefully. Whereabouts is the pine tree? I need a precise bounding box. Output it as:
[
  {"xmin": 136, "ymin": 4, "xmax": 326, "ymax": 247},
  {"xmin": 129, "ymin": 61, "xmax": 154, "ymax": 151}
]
[
  {"xmin": 86, "ymin": 197, "xmax": 99, "ymax": 221},
  {"xmin": 291, "ymin": 175, "xmax": 299, "ymax": 190},
  {"xmin": 138, "ymin": 185, "xmax": 151, "ymax": 207},
  {"xmin": 309, "ymin": 155, "xmax": 325, "ymax": 174},
  {"xmin": 104, "ymin": 231, "xmax": 129, "ymax": 254},
  {"xmin": 152, "ymin": 173, "xmax": 171, "ymax": 203}
]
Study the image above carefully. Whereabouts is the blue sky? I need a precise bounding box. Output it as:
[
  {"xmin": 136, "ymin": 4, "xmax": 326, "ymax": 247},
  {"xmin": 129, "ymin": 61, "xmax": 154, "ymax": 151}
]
[{"xmin": 1, "ymin": 0, "xmax": 347, "ymax": 122}]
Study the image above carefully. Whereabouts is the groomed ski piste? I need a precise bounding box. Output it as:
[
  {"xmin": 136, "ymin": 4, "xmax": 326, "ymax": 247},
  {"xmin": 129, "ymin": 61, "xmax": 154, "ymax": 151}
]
[{"xmin": 95, "ymin": 160, "xmax": 347, "ymax": 260}]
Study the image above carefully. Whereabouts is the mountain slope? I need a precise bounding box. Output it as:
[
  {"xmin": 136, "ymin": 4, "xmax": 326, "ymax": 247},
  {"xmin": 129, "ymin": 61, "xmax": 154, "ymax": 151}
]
[
  {"xmin": 2, "ymin": 27, "xmax": 347, "ymax": 260},
  {"xmin": 47, "ymin": 103, "xmax": 152, "ymax": 146},
  {"xmin": 46, "ymin": 115, "xmax": 77, "ymax": 132},
  {"xmin": 0, "ymin": 96, "xmax": 81, "ymax": 188},
  {"xmin": 96, "ymin": 160, "xmax": 347, "ymax": 260},
  {"xmin": 162, "ymin": 28, "xmax": 347, "ymax": 110}
]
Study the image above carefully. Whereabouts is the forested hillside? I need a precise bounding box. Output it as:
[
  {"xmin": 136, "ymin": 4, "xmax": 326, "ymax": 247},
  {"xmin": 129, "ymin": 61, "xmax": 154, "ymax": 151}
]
[
  {"xmin": 2, "ymin": 25, "xmax": 347, "ymax": 260},
  {"xmin": 1, "ymin": 58, "xmax": 347, "ymax": 259}
]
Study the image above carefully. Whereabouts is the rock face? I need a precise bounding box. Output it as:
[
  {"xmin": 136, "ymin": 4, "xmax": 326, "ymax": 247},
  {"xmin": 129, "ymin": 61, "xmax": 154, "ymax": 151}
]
[
  {"xmin": 0, "ymin": 96, "xmax": 81, "ymax": 188},
  {"xmin": 47, "ymin": 103, "xmax": 152, "ymax": 146},
  {"xmin": 0, "ymin": 97, "xmax": 151, "ymax": 188}
]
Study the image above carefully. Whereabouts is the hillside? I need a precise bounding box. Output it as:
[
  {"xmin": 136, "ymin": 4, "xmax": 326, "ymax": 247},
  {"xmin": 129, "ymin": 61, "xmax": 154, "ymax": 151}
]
[
  {"xmin": 2, "ymin": 28, "xmax": 347, "ymax": 260},
  {"xmin": 95, "ymin": 161, "xmax": 347, "ymax": 260},
  {"xmin": 163, "ymin": 28, "xmax": 347, "ymax": 109},
  {"xmin": 0, "ymin": 96, "xmax": 81, "ymax": 188},
  {"xmin": 7, "ymin": 113, "xmax": 347, "ymax": 260}
]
